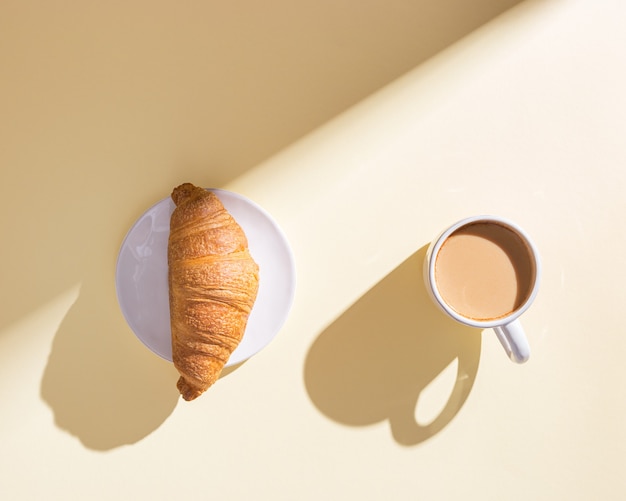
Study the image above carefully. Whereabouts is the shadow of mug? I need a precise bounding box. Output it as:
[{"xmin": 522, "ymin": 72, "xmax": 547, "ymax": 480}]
[{"xmin": 304, "ymin": 246, "xmax": 481, "ymax": 446}]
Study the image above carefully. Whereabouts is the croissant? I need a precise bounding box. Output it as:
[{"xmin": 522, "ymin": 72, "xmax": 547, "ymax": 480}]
[{"xmin": 168, "ymin": 183, "xmax": 260, "ymax": 401}]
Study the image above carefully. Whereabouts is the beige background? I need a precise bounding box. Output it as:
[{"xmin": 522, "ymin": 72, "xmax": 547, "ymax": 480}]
[{"xmin": 1, "ymin": 0, "xmax": 625, "ymax": 499}]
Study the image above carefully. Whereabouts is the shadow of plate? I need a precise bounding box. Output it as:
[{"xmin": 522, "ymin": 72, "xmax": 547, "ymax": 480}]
[
  {"xmin": 40, "ymin": 270, "xmax": 181, "ymax": 451},
  {"xmin": 40, "ymin": 263, "xmax": 251, "ymax": 451},
  {"xmin": 304, "ymin": 246, "xmax": 481, "ymax": 446}
]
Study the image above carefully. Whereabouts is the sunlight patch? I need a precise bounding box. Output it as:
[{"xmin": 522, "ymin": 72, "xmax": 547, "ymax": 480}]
[{"xmin": 415, "ymin": 357, "xmax": 459, "ymax": 427}]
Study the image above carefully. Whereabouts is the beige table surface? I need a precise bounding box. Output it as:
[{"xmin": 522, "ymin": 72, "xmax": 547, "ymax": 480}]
[{"xmin": 2, "ymin": 1, "xmax": 625, "ymax": 499}]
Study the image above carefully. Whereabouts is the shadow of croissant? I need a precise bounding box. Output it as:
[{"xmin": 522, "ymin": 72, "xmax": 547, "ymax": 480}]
[
  {"xmin": 40, "ymin": 269, "xmax": 180, "ymax": 451},
  {"xmin": 304, "ymin": 246, "xmax": 481, "ymax": 446}
]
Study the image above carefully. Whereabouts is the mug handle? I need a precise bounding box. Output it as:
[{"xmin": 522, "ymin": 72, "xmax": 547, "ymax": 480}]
[{"xmin": 493, "ymin": 319, "xmax": 530, "ymax": 363}]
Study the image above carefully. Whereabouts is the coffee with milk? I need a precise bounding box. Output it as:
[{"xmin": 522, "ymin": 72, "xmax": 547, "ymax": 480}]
[{"xmin": 434, "ymin": 222, "xmax": 535, "ymax": 321}]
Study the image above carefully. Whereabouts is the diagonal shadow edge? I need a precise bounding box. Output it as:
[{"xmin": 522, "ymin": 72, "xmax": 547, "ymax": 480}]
[{"xmin": 1, "ymin": 0, "xmax": 527, "ymax": 336}]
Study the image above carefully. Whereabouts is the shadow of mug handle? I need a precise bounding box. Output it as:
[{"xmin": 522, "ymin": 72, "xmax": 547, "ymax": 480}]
[{"xmin": 390, "ymin": 347, "xmax": 479, "ymax": 446}]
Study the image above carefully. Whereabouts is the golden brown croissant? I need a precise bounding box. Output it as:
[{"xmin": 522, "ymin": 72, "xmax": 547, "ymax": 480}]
[{"xmin": 168, "ymin": 183, "xmax": 259, "ymax": 401}]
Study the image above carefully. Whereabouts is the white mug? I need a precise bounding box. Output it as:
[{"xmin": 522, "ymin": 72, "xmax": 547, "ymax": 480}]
[{"xmin": 424, "ymin": 216, "xmax": 541, "ymax": 363}]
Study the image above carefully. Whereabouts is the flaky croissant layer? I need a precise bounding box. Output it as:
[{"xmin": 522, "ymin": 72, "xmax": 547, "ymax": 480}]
[{"xmin": 168, "ymin": 183, "xmax": 259, "ymax": 401}]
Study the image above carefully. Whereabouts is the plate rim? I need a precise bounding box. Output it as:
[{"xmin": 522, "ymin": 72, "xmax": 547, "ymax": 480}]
[{"xmin": 115, "ymin": 187, "xmax": 296, "ymax": 365}]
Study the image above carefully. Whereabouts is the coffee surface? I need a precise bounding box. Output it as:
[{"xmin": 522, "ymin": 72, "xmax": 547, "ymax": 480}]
[{"xmin": 435, "ymin": 222, "xmax": 534, "ymax": 321}]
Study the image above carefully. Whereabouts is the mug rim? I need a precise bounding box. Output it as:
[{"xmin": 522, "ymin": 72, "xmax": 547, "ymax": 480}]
[{"xmin": 427, "ymin": 215, "xmax": 541, "ymax": 328}]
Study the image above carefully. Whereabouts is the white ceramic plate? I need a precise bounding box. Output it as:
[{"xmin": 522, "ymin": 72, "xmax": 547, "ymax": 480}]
[{"xmin": 115, "ymin": 188, "xmax": 296, "ymax": 365}]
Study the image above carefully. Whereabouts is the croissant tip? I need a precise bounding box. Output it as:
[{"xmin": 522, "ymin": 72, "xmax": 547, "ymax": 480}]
[
  {"xmin": 171, "ymin": 182, "xmax": 202, "ymax": 206},
  {"xmin": 177, "ymin": 376, "xmax": 207, "ymax": 401}
]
